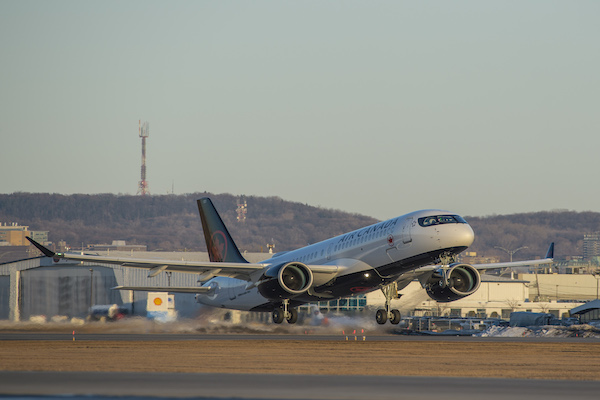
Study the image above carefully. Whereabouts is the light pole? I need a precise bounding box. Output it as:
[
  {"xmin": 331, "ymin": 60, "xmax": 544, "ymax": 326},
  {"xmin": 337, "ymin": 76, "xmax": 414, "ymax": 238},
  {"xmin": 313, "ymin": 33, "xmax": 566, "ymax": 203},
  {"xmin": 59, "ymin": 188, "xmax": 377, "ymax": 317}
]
[
  {"xmin": 495, "ymin": 246, "xmax": 529, "ymax": 263},
  {"xmin": 495, "ymin": 246, "xmax": 529, "ymax": 279}
]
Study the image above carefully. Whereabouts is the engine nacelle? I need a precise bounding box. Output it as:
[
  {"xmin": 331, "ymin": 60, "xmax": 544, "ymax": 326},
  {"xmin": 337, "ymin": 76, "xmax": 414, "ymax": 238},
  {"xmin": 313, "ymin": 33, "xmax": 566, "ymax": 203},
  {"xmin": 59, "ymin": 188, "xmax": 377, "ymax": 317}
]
[
  {"xmin": 424, "ymin": 263, "xmax": 481, "ymax": 302},
  {"xmin": 257, "ymin": 262, "xmax": 314, "ymax": 300}
]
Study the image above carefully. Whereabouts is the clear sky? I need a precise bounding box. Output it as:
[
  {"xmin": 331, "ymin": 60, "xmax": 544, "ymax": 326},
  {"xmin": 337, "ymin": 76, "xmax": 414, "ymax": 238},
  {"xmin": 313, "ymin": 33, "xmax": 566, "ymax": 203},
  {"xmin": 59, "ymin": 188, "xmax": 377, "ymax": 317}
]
[{"xmin": 1, "ymin": 1, "xmax": 598, "ymax": 220}]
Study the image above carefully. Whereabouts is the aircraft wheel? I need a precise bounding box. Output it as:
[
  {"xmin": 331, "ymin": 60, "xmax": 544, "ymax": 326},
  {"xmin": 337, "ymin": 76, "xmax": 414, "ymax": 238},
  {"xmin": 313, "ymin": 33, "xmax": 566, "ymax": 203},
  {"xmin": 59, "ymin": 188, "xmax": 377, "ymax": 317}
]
[
  {"xmin": 376, "ymin": 309, "xmax": 388, "ymax": 325},
  {"xmin": 286, "ymin": 308, "xmax": 298, "ymax": 324},
  {"xmin": 272, "ymin": 308, "xmax": 285, "ymax": 324},
  {"xmin": 390, "ymin": 309, "xmax": 401, "ymax": 325}
]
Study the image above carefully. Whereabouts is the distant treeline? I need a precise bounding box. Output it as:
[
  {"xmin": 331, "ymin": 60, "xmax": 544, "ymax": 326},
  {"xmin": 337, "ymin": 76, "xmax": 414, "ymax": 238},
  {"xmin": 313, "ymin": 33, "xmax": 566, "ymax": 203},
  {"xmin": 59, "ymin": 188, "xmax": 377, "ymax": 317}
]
[
  {"xmin": 0, "ymin": 193, "xmax": 376, "ymax": 253},
  {"xmin": 467, "ymin": 211, "xmax": 600, "ymax": 262},
  {"xmin": 1, "ymin": 192, "xmax": 598, "ymax": 260}
]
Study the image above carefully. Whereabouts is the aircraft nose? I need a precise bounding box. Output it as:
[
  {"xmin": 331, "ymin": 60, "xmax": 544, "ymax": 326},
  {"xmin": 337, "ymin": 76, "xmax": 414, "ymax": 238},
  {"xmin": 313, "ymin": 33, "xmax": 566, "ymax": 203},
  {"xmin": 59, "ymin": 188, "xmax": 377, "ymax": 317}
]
[
  {"xmin": 459, "ymin": 223, "xmax": 475, "ymax": 247},
  {"xmin": 429, "ymin": 219, "xmax": 475, "ymax": 250}
]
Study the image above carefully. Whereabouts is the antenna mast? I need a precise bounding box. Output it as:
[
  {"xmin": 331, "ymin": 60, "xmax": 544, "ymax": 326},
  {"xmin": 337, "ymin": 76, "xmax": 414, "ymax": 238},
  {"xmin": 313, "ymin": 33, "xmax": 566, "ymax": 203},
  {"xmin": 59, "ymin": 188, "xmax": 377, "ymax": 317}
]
[
  {"xmin": 236, "ymin": 197, "xmax": 247, "ymax": 222},
  {"xmin": 137, "ymin": 120, "xmax": 150, "ymax": 196}
]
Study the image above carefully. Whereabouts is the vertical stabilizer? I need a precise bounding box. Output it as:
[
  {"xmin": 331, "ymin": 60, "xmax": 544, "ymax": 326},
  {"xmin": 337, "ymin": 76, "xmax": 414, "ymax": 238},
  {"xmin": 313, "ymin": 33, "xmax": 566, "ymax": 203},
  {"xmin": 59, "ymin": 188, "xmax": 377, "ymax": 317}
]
[{"xmin": 197, "ymin": 198, "xmax": 248, "ymax": 263}]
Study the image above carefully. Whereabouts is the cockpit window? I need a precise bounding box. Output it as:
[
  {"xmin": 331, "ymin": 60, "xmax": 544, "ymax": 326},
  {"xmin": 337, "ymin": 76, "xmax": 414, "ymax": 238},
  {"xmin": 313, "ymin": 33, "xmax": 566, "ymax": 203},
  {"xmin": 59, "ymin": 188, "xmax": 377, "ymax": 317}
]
[{"xmin": 418, "ymin": 215, "xmax": 467, "ymax": 227}]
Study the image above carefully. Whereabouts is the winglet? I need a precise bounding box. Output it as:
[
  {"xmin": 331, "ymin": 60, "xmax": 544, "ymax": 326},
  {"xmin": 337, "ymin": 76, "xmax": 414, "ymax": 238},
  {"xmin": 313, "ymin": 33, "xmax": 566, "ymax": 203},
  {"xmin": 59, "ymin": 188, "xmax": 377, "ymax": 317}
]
[
  {"xmin": 545, "ymin": 242, "xmax": 554, "ymax": 259},
  {"xmin": 26, "ymin": 236, "xmax": 56, "ymax": 258},
  {"xmin": 197, "ymin": 198, "xmax": 248, "ymax": 263}
]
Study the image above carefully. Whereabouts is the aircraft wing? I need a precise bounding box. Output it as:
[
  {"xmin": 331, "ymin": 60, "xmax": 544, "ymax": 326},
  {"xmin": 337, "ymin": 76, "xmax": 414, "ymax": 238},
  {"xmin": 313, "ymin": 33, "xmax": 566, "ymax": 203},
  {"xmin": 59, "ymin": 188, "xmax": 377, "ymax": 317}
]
[
  {"xmin": 413, "ymin": 242, "xmax": 555, "ymax": 273},
  {"xmin": 26, "ymin": 237, "xmax": 339, "ymax": 281},
  {"xmin": 27, "ymin": 237, "xmax": 267, "ymax": 280},
  {"xmin": 471, "ymin": 242, "xmax": 554, "ymax": 270},
  {"xmin": 470, "ymin": 258, "xmax": 553, "ymax": 270},
  {"xmin": 58, "ymin": 253, "xmax": 266, "ymax": 279}
]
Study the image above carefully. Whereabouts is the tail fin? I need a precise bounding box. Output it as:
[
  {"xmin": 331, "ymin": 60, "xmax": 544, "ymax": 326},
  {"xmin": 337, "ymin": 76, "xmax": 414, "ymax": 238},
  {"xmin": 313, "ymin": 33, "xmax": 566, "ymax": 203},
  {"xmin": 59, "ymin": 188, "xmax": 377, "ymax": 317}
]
[
  {"xmin": 197, "ymin": 198, "xmax": 248, "ymax": 263},
  {"xmin": 545, "ymin": 242, "xmax": 555, "ymax": 259}
]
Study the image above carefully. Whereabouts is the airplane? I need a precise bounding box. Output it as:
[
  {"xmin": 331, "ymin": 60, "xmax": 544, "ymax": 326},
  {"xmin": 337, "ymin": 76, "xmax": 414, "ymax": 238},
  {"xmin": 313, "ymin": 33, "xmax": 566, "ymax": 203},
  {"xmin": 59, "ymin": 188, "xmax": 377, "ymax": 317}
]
[{"xmin": 27, "ymin": 198, "xmax": 554, "ymax": 325}]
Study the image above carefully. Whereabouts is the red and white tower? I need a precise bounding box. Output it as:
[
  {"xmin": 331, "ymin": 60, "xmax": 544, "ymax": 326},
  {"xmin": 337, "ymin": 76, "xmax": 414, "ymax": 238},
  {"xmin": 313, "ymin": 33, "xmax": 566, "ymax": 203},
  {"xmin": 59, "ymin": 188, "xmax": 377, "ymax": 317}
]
[{"xmin": 137, "ymin": 120, "xmax": 150, "ymax": 196}]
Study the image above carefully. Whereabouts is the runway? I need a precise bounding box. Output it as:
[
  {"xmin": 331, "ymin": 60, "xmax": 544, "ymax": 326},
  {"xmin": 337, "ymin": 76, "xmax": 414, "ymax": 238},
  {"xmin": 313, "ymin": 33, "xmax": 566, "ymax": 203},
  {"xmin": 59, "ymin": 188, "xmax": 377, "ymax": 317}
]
[
  {"xmin": 2, "ymin": 331, "xmax": 600, "ymax": 399},
  {"xmin": 1, "ymin": 371, "xmax": 599, "ymax": 400}
]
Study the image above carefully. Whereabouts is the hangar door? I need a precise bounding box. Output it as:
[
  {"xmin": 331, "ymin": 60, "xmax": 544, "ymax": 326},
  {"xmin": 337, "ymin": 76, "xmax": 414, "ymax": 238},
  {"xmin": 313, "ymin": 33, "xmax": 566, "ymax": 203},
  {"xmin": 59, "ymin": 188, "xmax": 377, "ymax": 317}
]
[{"xmin": 20, "ymin": 266, "xmax": 123, "ymax": 320}]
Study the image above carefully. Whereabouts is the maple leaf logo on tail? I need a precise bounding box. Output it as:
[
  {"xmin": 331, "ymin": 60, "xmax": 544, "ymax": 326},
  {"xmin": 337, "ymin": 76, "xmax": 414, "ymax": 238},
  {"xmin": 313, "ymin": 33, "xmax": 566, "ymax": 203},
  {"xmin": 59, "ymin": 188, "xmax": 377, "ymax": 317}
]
[
  {"xmin": 209, "ymin": 231, "xmax": 228, "ymax": 262},
  {"xmin": 197, "ymin": 198, "xmax": 248, "ymax": 264}
]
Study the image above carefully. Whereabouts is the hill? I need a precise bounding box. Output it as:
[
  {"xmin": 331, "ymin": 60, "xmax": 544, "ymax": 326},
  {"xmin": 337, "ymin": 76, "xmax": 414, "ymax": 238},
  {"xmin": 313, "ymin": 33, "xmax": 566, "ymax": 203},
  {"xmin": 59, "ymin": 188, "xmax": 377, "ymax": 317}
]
[
  {"xmin": 0, "ymin": 193, "xmax": 377, "ymax": 253},
  {"xmin": 466, "ymin": 211, "xmax": 600, "ymax": 262},
  {"xmin": 1, "ymin": 193, "xmax": 598, "ymax": 260}
]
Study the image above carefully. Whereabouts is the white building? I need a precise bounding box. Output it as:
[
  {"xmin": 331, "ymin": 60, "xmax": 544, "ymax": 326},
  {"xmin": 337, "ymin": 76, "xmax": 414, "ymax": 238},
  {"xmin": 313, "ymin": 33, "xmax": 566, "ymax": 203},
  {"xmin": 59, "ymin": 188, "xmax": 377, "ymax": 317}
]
[{"xmin": 367, "ymin": 274, "xmax": 584, "ymax": 319}]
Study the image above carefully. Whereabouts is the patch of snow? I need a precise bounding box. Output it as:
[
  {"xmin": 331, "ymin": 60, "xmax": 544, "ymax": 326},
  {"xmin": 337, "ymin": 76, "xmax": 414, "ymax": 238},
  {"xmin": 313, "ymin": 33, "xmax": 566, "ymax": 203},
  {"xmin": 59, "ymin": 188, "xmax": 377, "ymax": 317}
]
[{"xmin": 477, "ymin": 324, "xmax": 600, "ymax": 338}]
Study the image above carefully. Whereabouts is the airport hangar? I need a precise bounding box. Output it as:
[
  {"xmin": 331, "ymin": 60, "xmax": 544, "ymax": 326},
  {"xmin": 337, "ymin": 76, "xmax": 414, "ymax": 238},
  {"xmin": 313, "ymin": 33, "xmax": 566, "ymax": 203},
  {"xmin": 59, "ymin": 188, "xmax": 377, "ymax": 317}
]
[{"xmin": 0, "ymin": 252, "xmax": 597, "ymax": 323}]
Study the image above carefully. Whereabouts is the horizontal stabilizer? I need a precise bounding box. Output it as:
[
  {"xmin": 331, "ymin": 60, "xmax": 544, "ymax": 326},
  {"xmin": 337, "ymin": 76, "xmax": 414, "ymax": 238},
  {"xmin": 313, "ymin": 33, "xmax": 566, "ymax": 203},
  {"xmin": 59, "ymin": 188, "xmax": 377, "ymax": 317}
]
[{"xmin": 112, "ymin": 285, "xmax": 213, "ymax": 294}]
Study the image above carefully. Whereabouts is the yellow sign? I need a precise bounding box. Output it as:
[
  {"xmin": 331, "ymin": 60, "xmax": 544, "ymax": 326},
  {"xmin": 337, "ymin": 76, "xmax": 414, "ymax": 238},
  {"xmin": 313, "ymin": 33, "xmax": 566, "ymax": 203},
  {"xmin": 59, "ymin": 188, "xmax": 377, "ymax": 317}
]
[{"xmin": 153, "ymin": 297, "xmax": 163, "ymax": 306}]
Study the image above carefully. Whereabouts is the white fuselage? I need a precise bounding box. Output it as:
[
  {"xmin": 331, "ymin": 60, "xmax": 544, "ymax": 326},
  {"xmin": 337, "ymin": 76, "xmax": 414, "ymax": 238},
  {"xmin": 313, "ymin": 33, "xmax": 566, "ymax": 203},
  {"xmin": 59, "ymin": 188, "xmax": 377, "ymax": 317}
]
[{"xmin": 196, "ymin": 209, "xmax": 475, "ymax": 311}]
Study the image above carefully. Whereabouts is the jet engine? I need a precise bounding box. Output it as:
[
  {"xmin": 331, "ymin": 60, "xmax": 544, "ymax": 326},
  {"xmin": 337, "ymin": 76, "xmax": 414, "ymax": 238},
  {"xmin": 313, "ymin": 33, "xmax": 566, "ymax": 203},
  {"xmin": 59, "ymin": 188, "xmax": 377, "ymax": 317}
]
[
  {"xmin": 257, "ymin": 262, "xmax": 314, "ymax": 300},
  {"xmin": 423, "ymin": 263, "xmax": 481, "ymax": 302}
]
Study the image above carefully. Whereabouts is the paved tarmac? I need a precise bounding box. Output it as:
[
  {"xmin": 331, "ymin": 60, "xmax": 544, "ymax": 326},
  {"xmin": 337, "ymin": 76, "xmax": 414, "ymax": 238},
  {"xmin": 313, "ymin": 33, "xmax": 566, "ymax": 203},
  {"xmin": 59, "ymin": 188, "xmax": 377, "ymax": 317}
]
[
  {"xmin": 1, "ymin": 331, "xmax": 600, "ymax": 342},
  {"xmin": 2, "ymin": 332, "xmax": 599, "ymax": 400},
  {"xmin": 1, "ymin": 371, "xmax": 599, "ymax": 400}
]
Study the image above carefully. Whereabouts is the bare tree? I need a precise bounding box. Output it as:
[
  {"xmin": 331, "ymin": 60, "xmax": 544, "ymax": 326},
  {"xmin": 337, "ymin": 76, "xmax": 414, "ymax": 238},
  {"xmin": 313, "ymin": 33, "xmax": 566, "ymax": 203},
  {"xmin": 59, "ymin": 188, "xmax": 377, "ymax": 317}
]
[{"xmin": 505, "ymin": 298, "xmax": 520, "ymax": 312}]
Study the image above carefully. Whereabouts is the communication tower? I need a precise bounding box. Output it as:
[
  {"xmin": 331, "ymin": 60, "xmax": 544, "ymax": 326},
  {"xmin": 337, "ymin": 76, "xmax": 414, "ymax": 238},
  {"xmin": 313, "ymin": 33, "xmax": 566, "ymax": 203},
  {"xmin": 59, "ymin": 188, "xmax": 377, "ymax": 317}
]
[
  {"xmin": 236, "ymin": 197, "xmax": 247, "ymax": 222},
  {"xmin": 137, "ymin": 120, "xmax": 150, "ymax": 196}
]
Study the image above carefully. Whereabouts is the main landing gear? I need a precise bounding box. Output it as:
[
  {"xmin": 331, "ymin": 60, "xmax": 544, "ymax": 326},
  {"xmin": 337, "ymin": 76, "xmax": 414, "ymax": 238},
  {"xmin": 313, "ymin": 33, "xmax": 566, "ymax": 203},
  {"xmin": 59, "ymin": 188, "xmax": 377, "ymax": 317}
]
[
  {"xmin": 272, "ymin": 299, "xmax": 298, "ymax": 324},
  {"xmin": 376, "ymin": 283, "xmax": 401, "ymax": 325}
]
